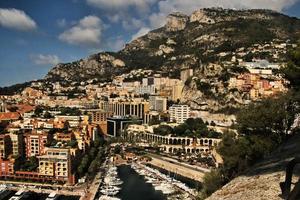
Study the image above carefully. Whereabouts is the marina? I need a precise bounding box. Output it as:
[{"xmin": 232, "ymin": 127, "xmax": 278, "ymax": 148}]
[{"xmin": 95, "ymin": 157, "xmax": 198, "ymax": 200}]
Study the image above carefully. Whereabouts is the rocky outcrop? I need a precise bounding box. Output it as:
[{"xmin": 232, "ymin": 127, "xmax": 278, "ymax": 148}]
[
  {"xmin": 207, "ymin": 134, "xmax": 300, "ymax": 200},
  {"xmin": 190, "ymin": 9, "xmax": 215, "ymax": 24},
  {"xmin": 165, "ymin": 12, "xmax": 189, "ymax": 32}
]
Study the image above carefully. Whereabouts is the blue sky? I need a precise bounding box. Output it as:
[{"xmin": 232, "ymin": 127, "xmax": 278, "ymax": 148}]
[{"xmin": 0, "ymin": 0, "xmax": 300, "ymax": 87}]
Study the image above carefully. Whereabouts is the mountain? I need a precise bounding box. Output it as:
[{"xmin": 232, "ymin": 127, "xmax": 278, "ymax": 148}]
[
  {"xmin": 45, "ymin": 8, "xmax": 300, "ymax": 82},
  {"xmin": 43, "ymin": 8, "xmax": 300, "ymax": 112}
]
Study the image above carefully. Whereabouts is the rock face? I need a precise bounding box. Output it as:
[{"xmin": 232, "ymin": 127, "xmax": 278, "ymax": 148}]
[
  {"xmin": 207, "ymin": 134, "xmax": 300, "ymax": 200},
  {"xmin": 190, "ymin": 9, "xmax": 215, "ymax": 24},
  {"xmin": 165, "ymin": 12, "xmax": 189, "ymax": 31},
  {"xmin": 45, "ymin": 52, "xmax": 125, "ymax": 82}
]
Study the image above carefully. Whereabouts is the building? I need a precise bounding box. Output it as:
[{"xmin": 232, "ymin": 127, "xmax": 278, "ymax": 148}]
[
  {"xmin": 107, "ymin": 116, "xmax": 143, "ymax": 137},
  {"xmin": 0, "ymin": 135, "xmax": 9, "ymax": 159},
  {"xmin": 38, "ymin": 147, "xmax": 73, "ymax": 184},
  {"xmin": 169, "ymin": 104, "xmax": 190, "ymax": 123},
  {"xmin": 0, "ymin": 159, "xmax": 14, "ymax": 176},
  {"xmin": 0, "ymin": 112, "xmax": 20, "ymax": 123},
  {"xmin": 100, "ymin": 98, "xmax": 149, "ymax": 119},
  {"xmin": 88, "ymin": 109, "xmax": 113, "ymax": 123},
  {"xmin": 0, "ymin": 101, "xmax": 6, "ymax": 113},
  {"xmin": 149, "ymin": 96, "xmax": 167, "ymax": 112},
  {"xmin": 8, "ymin": 130, "xmax": 23, "ymax": 157},
  {"xmin": 24, "ymin": 131, "xmax": 49, "ymax": 157},
  {"xmin": 171, "ymin": 83, "xmax": 184, "ymax": 101}
]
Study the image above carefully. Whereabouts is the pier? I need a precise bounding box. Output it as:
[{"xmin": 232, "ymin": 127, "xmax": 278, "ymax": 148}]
[{"xmin": 145, "ymin": 153, "xmax": 207, "ymax": 182}]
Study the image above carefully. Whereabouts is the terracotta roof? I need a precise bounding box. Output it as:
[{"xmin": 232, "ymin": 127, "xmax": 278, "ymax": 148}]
[
  {"xmin": 0, "ymin": 112, "xmax": 20, "ymax": 121},
  {"xmin": 16, "ymin": 104, "xmax": 35, "ymax": 114}
]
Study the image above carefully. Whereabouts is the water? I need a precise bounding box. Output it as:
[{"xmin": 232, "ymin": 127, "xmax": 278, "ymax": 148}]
[
  {"xmin": 117, "ymin": 165, "xmax": 166, "ymax": 200},
  {"xmin": 146, "ymin": 163, "xmax": 202, "ymax": 190}
]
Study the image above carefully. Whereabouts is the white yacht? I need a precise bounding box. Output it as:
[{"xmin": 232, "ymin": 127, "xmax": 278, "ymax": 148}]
[
  {"xmin": 46, "ymin": 192, "xmax": 59, "ymax": 200},
  {"xmin": 98, "ymin": 195, "xmax": 121, "ymax": 200},
  {"xmin": 9, "ymin": 190, "xmax": 25, "ymax": 200}
]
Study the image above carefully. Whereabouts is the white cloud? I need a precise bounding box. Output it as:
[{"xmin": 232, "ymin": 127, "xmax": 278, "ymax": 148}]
[
  {"xmin": 131, "ymin": 27, "xmax": 151, "ymax": 41},
  {"xmin": 109, "ymin": 38, "xmax": 126, "ymax": 51},
  {"xmin": 87, "ymin": 0, "xmax": 157, "ymax": 12},
  {"xmin": 0, "ymin": 8, "xmax": 37, "ymax": 31},
  {"xmin": 87, "ymin": 0, "xmax": 157, "ymax": 31},
  {"xmin": 122, "ymin": 18, "xmax": 145, "ymax": 30},
  {"xmin": 59, "ymin": 15, "xmax": 103, "ymax": 47},
  {"xmin": 30, "ymin": 54, "xmax": 60, "ymax": 66},
  {"xmin": 149, "ymin": 12, "xmax": 167, "ymax": 29}
]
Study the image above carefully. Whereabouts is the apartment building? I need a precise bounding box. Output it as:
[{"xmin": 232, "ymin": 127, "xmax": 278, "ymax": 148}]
[
  {"xmin": 0, "ymin": 135, "xmax": 9, "ymax": 160},
  {"xmin": 24, "ymin": 131, "xmax": 49, "ymax": 157},
  {"xmin": 169, "ymin": 104, "xmax": 190, "ymax": 124},
  {"xmin": 9, "ymin": 131, "xmax": 23, "ymax": 157},
  {"xmin": 38, "ymin": 147, "xmax": 72, "ymax": 183}
]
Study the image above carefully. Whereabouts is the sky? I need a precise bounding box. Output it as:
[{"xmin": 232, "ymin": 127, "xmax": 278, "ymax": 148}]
[{"xmin": 0, "ymin": 0, "xmax": 300, "ymax": 87}]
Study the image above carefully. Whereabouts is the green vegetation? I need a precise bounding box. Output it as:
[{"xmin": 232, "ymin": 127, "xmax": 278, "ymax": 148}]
[
  {"xmin": 59, "ymin": 107, "xmax": 81, "ymax": 116},
  {"xmin": 195, "ymin": 81, "xmax": 214, "ymax": 97},
  {"xmin": 153, "ymin": 125, "xmax": 174, "ymax": 136},
  {"xmin": 76, "ymin": 134, "xmax": 106, "ymax": 178},
  {"xmin": 20, "ymin": 156, "xmax": 39, "ymax": 172},
  {"xmin": 281, "ymin": 45, "xmax": 300, "ymax": 89},
  {"xmin": 153, "ymin": 118, "xmax": 222, "ymax": 138},
  {"xmin": 198, "ymin": 169, "xmax": 224, "ymax": 199},
  {"xmin": 200, "ymin": 46, "xmax": 300, "ymax": 198}
]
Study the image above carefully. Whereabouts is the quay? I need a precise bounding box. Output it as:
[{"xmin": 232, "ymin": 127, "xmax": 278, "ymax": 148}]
[{"xmin": 145, "ymin": 153, "xmax": 207, "ymax": 182}]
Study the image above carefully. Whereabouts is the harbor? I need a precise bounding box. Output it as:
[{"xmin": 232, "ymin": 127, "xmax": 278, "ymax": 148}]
[{"xmin": 93, "ymin": 155, "xmax": 199, "ymax": 200}]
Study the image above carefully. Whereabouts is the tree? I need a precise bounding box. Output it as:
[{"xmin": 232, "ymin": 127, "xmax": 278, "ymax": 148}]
[
  {"xmin": 237, "ymin": 94, "xmax": 297, "ymax": 142},
  {"xmin": 281, "ymin": 46, "xmax": 300, "ymax": 89},
  {"xmin": 114, "ymin": 145, "xmax": 122, "ymax": 154},
  {"xmin": 153, "ymin": 125, "xmax": 173, "ymax": 136},
  {"xmin": 44, "ymin": 111, "xmax": 52, "ymax": 119},
  {"xmin": 199, "ymin": 170, "xmax": 223, "ymax": 198},
  {"xmin": 88, "ymin": 160, "xmax": 98, "ymax": 174}
]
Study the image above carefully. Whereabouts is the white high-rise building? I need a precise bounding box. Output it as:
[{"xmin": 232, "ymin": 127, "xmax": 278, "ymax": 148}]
[{"xmin": 169, "ymin": 104, "xmax": 190, "ymax": 123}]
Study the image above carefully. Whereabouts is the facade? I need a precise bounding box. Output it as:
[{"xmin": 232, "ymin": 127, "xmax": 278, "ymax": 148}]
[
  {"xmin": 125, "ymin": 124, "xmax": 221, "ymax": 155},
  {"xmin": 169, "ymin": 104, "xmax": 190, "ymax": 124},
  {"xmin": 171, "ymin": 83, "xmax": 184, "ymax": 102},
  {"xmin": 0, "ymin": 135, "xmax": 9, "ymax": 159},
  {"xmin": 149, "ymin": 96, "xmax": 167, "ymax": 112},
  {"xmin": 88, "ymin": 109, "xmax": 113, "ymax": 124},
  {"xmin": 24, "ymin": 132, "xmax": 48, "ymax": 158},
  {"xmin": 0, "ymin": 101, "xmax": 5, "ymax": 113},
  {"xmin": 38, "ymin": 147, "xmax": 73, "ymax": 184},
  {"xmin": 100, "ymin": 98, "xmax": 149, "ymax": 119},
  {"xmin": 107, "ymin": 116, "xmax": 143, "ymax": 137},
  {"xmin": 0, "ymin": 159, "xmax": 14, "ymax": 176},
  {"xmin": 9, "ymin": 131, "xmax": 23, "ymax": 157}
]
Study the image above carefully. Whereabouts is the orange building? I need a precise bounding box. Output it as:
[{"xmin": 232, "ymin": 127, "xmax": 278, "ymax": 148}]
[{"xmin": 24, "ymin": 131, "xmax": 49, "ymax": 158}]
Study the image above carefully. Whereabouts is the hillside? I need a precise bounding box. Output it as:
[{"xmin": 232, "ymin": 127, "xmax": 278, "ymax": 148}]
[
  {"xmin": 46, "ymin": 8, "xmax": 300, "ymax": 82},
  {"xmin": 207, "ymin": 133, "xmax": 300, "ymax": 200},
  {"xmin": 42, "ymin": 8, "xmax": 300, "ymax": 111}
]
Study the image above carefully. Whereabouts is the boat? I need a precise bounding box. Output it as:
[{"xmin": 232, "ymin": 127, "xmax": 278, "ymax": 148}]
[
  {"xmin": 46, "ymin": 192, "xmax": 59, "ymax": 200},
  {"xmin": 9, "ymin": 190, "xmax": 25, "ymax": 200},
  {"xmin": 98, "ymin": 195, "xmax": 121, "ymax": 200}
]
